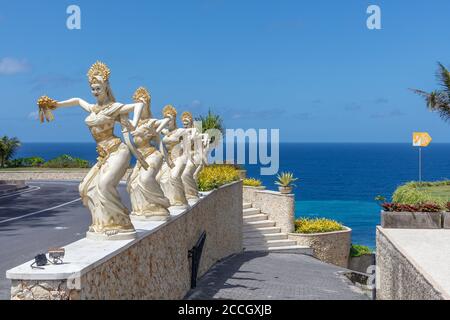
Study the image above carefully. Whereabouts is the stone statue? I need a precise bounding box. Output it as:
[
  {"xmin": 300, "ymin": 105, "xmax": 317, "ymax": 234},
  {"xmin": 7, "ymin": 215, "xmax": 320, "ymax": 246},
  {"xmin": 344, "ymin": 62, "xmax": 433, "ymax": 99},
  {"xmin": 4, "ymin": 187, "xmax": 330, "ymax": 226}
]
[
  {"xmin": 180, "ymin": 112, "xmax": 203, "ymax": 200},
  {"xmin": 157, "ymin": 105, "xmax": 190, "ymax": 208},
  {"xmin": 37, "ymin": 61, "xmax": 146, "ymax": 240},
  {"xmin": 127, "ymin": 87, "xmax": 171, "ymax": 220}
]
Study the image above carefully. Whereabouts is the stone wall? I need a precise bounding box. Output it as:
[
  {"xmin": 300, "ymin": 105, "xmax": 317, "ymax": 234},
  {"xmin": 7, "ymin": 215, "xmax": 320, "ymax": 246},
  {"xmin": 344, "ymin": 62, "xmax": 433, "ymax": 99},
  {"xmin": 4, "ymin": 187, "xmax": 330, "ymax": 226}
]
[
  {"xmin": 376, "ymin": 227, "xmax": 445, "ymax": 300},
  {"xmin": 8, "ymin": 181, "xmax": 243, "ymax": 300},
  {"xmin": 252, "ymin": 189, "xmax": 295, "ymax": 233},
  {"xmin": 242, "ymin": 186, "xmax": 266, "ymax": 204},
  {"xmin": 288, "ymin": 228, "xmax": 351, "ymax": 268}
]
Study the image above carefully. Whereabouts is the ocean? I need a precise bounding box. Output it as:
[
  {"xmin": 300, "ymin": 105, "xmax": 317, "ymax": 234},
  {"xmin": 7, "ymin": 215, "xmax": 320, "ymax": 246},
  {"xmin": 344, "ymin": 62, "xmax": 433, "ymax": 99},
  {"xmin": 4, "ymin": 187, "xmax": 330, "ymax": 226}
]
[{"xmin": 14, "ymin": 143, "xmax": 450, "ymax": 248}]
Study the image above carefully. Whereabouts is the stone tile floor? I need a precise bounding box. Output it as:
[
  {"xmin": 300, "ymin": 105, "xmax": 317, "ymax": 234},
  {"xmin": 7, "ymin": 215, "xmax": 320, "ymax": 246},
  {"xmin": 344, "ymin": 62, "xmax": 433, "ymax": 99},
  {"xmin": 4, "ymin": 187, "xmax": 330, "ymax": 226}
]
[{"xmin": 185, "ymin": 252, "xmax": 369, "ymax": 300}]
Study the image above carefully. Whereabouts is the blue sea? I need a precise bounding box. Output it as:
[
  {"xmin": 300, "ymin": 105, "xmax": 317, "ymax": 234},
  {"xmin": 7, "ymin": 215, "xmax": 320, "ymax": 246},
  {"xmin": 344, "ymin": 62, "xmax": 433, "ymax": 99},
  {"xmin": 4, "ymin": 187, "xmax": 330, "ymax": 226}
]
[{"xmin": 15, "ymin": 143, "xmax": 450, "ymax": 248}]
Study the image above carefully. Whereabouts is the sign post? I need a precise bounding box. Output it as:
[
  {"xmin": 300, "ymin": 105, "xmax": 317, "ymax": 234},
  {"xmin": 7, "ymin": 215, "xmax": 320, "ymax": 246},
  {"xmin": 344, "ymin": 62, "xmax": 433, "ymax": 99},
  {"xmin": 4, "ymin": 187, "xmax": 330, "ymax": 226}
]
[{"xmin": 413, "ymin": 132, "xmax": 432, "ymax": 182}]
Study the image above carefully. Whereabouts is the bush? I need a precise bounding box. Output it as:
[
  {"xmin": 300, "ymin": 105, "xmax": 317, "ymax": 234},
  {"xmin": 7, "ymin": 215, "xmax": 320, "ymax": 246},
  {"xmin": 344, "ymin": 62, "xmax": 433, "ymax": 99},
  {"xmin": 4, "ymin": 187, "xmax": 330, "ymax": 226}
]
[
  {"xmin": 6, "ymin": 156, "xmax": 44, "ymax": 168},
  {"xmin": 294, "ymin": 218, "xmax": 344, "ymax": 234},
  {"xmin": 197, "ymin": 164, "xmax": 240, "ymax": 191},
  {"xmin": 43, "ymin": 154, "xmax": 90, "ymax": 168},
  {"xmin": 243, "ymin": 178, "xmax": 262, "ymax": 187},
  {"xmin": 350, "ymin": 244, "xmax": 372, "ymax": 257},
  {"xmin": 392, "ymin": 181, "xmax": 447, "ymax": 209}
]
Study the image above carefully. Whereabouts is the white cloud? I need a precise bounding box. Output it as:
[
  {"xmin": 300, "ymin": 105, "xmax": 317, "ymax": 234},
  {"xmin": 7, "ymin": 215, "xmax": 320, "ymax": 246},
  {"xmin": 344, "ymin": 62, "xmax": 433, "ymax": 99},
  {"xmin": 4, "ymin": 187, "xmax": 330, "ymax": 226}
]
[
  {"xmin": 0, "ymin": 57, "xmax": 30, "ymax": 75},
  {"xmin": 28, "ymin": 111, "xmax": 39, "ymax": 120}
]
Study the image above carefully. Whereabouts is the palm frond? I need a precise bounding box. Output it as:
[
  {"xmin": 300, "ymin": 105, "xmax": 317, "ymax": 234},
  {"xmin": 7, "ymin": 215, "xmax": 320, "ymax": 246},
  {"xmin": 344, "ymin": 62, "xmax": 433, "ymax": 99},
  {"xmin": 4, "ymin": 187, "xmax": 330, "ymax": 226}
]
[{"xmin": 437, "ymin": 62, "xmax": 450, "ymax": 93}]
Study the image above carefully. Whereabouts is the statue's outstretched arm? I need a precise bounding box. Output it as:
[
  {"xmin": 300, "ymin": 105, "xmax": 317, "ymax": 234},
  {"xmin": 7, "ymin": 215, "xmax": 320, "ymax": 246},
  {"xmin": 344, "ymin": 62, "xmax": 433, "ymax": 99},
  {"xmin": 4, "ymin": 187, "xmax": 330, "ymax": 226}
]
[{"xmin": 56, "ymin": 98, "xmax": 92, "ymax": 112}]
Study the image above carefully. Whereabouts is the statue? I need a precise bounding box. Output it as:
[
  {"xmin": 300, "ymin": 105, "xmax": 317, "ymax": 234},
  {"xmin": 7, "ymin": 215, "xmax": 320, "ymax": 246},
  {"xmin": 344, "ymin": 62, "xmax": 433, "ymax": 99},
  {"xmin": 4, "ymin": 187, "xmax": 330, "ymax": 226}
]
[
  {"xmin": 37, "ymin": 61, "xmax": 146, "ymax": 240},
  {"xmin": 157, "ymin": 105, "xmax": 190, "ymax": 208},
  {"xmin": 180, "ymin": 112, "xmax": 203, "ymax": 200},
  {"xmin": 127, "ymin": 87, "xmax": 171, "ymax": 220}
]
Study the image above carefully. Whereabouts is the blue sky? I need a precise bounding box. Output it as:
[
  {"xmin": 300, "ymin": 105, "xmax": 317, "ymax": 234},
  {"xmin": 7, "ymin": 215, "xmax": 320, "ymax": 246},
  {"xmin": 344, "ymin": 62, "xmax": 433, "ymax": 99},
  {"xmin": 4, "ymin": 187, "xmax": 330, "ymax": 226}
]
[{"xmin": 1, "ymin": 0, "xmax": 450, "ymax": 142}]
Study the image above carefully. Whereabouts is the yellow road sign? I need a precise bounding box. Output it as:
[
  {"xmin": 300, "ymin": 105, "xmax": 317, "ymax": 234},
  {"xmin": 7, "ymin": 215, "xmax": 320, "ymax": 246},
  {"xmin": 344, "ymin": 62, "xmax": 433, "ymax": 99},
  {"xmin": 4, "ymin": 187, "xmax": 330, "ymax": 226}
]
[{"xmin": 413, "ymin": 132, "xmax": 432, "ymax": 147}]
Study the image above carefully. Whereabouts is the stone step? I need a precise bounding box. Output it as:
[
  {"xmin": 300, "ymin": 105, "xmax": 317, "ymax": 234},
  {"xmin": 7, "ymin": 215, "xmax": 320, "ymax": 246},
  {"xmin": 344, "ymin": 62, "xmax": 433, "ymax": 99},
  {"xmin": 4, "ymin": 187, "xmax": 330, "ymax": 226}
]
[
  {"xmin": 244, "ymin": 245, "xmax": 313, "ymax": 255},
  {"xmin": 242, "ymin": 208, "xmax": 261, "ymax": 216},
  {"xmin": 242, "ymin": 202, "xmax": 252, "ymax": 209},
  {"xmin": 243, "ymin": 237, "xmax": 293, "ymax": 246},
  {"xmin": 243, "ymin": 220, "xmax": 276, "ymax": 229},
  {"xmin": 243, "ymin": 233, "xmax": 287, "ymax": 241},
  {"xmin": 244, "ymin": 239, "xmax": 297, "ymax": 248},
  {"xmin": 243, "ymin": 226, "xmax": 281, "ymax": 235},
  {"xmin": 243, "ymin": 214, "xmax": 268, "ymax": 223}
]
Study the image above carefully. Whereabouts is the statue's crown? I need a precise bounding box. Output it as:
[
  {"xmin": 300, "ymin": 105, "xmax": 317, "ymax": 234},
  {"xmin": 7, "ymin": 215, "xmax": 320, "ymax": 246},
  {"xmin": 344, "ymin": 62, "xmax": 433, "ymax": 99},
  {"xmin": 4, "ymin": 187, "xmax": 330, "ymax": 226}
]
[
  {"xmin": 133, "ymin": 87, "xmax": 151, "ymax": 105},
  {"xmin": 87, "ymin": 61, "xmax": 111, "ymax": 84},
  {"xmin": 163, "ymin": 104, "xmax": 177, "ymax": 118},
  {"xmin": 181, "ymin": 111, "xmax": 193, "ymax": 122}
]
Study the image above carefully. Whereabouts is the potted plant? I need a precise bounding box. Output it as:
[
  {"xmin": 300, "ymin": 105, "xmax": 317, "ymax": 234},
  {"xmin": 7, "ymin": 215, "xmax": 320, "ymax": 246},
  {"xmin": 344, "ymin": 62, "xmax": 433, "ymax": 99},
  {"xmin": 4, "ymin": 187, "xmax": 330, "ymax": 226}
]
[
  {"xmin": 275, "ymin": 172, "xmax": 298, "ymax": 194},
  {"xmin": 288, "ymin": 218, "xmax": 351, "ymax": 268},
  {"xmin": 375, "ymin": 183, "xmax": 444, "ymax": 229}
]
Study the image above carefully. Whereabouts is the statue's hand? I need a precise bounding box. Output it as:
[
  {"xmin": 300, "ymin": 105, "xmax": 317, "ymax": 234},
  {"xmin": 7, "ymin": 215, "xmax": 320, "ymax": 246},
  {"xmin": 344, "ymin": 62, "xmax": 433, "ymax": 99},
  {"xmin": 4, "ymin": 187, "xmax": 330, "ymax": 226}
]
[{"xmin": 37, "ymin": 95, "xmax": 58, "ymax": 123}]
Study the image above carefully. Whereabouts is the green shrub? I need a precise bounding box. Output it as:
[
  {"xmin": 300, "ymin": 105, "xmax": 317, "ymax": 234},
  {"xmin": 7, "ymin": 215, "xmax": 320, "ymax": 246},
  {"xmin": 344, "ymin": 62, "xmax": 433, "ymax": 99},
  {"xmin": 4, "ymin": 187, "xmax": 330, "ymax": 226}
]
[
  {"xmin": 294, "ymin": 218, "xmax": 344, "ymax": 234},
  {"xmin": 350, "ymin": 244, "xmax": 372, "ymax": 257},
  {"xmin": 6, "ymin": 156, "xmax": 44, "ymax": 168},
  {"xmin": 43, "ymin": 154, "xmax": 90, "ymax": 168},
  {"xmin": 197, "ymin": 164, "xmax": 240, "ymax": 191},
  {"xmin": 243, "ymin": 178, "xmax": 262, "ymax": 187},
  {"xmin": 392, "ymin": 182, "xmax": 446, "ymax": 208}
]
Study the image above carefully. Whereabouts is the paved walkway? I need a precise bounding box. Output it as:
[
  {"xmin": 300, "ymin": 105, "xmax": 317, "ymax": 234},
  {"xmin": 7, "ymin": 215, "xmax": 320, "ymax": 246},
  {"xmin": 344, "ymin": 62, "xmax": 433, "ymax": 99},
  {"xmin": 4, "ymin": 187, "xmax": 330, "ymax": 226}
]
[{"xmin": 186, "ymin": 252, "xmax": 368, "ymax": 300}]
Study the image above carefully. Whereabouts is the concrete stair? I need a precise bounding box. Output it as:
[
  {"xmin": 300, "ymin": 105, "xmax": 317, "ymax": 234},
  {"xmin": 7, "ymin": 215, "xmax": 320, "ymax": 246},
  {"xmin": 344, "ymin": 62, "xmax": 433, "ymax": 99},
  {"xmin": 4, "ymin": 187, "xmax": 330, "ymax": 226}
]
[{"xmin": 242, "ymin": 202, "xmax": 312, "ymax": 254}]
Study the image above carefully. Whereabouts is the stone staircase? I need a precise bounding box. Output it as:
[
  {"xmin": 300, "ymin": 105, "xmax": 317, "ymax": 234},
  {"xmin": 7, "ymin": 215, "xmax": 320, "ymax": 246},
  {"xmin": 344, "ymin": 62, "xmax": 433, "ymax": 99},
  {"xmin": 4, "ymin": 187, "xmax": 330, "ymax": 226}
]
[{"xmin": 242, "ymin": 202, "xmax": 312, "ymax": 254}]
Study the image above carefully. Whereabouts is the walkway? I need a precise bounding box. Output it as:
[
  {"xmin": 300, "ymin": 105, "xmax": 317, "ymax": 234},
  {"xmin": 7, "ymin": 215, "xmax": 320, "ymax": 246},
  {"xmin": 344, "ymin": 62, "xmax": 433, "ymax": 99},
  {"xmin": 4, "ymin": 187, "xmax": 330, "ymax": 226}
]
[{"xmin": 185, "ymin": 252, "xmax": 369, "ymax": 300}]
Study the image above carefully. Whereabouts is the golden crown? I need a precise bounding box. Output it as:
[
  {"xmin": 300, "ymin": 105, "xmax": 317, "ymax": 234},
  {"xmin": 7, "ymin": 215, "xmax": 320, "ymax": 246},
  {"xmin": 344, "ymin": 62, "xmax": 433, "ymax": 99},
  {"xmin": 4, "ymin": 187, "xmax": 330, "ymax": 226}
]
[
  {"xmin": 163, "ymin": 104, "xmax": 177, "ymax": 118},
  {"xmin": 133, "ymin": 87, "xmax": 151, "ymax": 105},
  {"xmin": 87, "ymin": 61, "xmax": 111, "ymax": 84},
  {"xmin": 181, "ymin": 111, "xmax": 193, "ymax": 122}
]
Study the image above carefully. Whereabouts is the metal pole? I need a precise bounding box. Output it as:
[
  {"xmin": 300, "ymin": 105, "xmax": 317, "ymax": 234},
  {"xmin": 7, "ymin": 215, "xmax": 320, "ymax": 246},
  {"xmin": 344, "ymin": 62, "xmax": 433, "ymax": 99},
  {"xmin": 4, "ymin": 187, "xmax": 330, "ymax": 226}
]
[{"xmin": 419, "ymin": 147, "xmax": 422, "ymax": 182}]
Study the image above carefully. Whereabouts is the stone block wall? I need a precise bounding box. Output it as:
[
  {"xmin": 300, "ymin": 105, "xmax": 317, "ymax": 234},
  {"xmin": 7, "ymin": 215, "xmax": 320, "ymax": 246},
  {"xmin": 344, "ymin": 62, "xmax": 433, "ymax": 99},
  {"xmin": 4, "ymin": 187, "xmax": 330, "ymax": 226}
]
[
  {"xmin": 376, "ymin": 227, "xmax": 445, "ymax": 300},
  {"xmin": 9, "ymin": 181, "xmax": 243, "ymax": 300}
]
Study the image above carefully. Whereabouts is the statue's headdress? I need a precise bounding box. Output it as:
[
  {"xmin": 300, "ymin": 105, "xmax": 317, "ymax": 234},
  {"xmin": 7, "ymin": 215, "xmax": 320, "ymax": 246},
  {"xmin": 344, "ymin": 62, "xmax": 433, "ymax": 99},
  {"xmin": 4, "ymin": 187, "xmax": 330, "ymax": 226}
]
[
  {"xmin": 163, "ymin": 104, "xmax": 177, "ymax": 118},
  {"xmin": 181, "ymin": 111, "xmax": 193, "ymax": 123},
  {"xmin": 87, "ymin": 61, "xmax": 111, "ymax": 84},
  {"xmin": 133, "ymin": 87, "xmax": 151, "ymax": 105}
]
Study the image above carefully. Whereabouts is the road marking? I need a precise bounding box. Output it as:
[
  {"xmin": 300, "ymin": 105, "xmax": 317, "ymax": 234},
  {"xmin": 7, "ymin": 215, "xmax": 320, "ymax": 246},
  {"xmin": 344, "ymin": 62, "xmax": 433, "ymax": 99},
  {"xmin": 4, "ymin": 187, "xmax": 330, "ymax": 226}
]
[
  {"xmin": 0, "ymin": 198, "xmax": 81, "ymax": 224},
  {"xmin": 0, "ymin": 186, "xmax": 40, "ymax": 199}
]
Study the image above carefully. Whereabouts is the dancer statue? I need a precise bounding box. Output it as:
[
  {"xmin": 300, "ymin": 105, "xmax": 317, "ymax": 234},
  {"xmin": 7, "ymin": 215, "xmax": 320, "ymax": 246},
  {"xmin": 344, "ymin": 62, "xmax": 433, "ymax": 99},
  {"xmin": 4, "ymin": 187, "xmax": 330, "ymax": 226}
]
[
  {"xmin": 127, "ymin": 87, "xmax": 171, "ymax": 220},
  {"xmin": 180, "ymin": 112, "xmax": 203, "ymax": 200},
  {"xmin": 37, "ymin": 61, "xmax": 146, "ymax": 240},
  {"xmin": 157, "ymin": 105, "xmax": 190, "ymax": 208}
]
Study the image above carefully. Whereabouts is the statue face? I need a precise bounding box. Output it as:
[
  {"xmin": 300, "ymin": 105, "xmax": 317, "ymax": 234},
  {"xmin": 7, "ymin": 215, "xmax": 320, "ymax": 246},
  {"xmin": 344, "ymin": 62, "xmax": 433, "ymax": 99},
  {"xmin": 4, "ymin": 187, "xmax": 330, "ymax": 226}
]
[
  {"xmin": 182, "ymin": 118, "xmax": 192, "ymax": 128},
  {"xmin": 90, "ymin": 83, "xmax": 107, "ymax": 100}
]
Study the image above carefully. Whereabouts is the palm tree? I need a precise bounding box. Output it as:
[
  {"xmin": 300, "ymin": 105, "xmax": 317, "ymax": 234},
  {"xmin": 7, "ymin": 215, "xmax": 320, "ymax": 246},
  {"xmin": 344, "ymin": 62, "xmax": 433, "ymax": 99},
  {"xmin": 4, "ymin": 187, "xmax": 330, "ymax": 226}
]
[
  {"xmin": 0, "ymin": 136, "xmax": 21, "ymax": 168},
  {"xmin": 195, "ymin": 109, "xmax": 225, "ymax": 134},
  {"xmin": 195, "ymin": 109, "xmax": 225, "ymax": 146},
  {"xmin": 412, "ymin": 62, "xmax": 450, "ymax": 121}
]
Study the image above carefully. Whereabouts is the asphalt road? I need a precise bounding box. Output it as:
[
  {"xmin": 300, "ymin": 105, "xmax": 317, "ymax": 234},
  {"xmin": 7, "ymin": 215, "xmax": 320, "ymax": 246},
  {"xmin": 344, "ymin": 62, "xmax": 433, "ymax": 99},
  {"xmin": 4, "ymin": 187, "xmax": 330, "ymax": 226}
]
[{"xmin": 0, "ymin": 180, "xmax": 130, "ymax": 300}]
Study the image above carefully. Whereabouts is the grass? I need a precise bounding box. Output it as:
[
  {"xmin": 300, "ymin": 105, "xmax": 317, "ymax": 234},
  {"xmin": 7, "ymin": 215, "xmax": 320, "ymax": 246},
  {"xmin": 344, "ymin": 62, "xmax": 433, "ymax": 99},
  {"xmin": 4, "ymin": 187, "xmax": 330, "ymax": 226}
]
[
  {"xmin": 419, "ymin": 185, "xmax": 450, "ymax": 203},
  {"xmin": 392, "ymin": 180, "xmax": 450, "ymax": 209}
]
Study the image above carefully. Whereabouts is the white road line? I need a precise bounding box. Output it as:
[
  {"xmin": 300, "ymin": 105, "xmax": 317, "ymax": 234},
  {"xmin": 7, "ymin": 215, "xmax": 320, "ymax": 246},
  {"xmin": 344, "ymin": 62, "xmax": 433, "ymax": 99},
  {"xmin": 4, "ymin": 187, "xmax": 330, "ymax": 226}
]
[
  {"xmin": 0, "ymin": 198, "xmax": 81, "ymax": 224},
  {"xmin": 0, "ymin": 186, "xmax": 41, "ymax": 199}
]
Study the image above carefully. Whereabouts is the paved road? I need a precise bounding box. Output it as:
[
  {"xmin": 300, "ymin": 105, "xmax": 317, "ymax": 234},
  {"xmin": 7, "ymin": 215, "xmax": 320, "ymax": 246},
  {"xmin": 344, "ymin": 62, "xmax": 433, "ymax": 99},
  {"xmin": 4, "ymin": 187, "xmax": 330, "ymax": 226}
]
[
  {"xmin": 0, "ymin": 180, "xmax": 130, "ymax": 300},
  {"xmin": 185, "ymin": 252, "xmax": 369, "ymax": 300}
]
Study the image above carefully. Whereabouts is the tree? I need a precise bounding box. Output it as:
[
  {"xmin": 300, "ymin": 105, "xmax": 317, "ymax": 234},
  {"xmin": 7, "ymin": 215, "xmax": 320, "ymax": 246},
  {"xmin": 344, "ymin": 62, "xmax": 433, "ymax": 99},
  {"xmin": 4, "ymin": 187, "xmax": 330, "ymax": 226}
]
[
  {"xmin": 195, "ymin": 109, "xmax": 225, "ymax": 134},
  {"xmin": 412, "ymin": 62, "xmax": 450, "ymax": 121},
  {"xmin": 195, "ymin": 109, "xmax": 225, "ymax": 146},
  {"xmin": 0, "ymin": 136, "xmax": 21, "ymax": 168}
]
